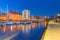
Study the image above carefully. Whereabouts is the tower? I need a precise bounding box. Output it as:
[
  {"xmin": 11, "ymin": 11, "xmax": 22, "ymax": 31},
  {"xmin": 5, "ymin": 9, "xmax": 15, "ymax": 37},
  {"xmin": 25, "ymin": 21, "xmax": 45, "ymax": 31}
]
[{"xmin": 22, "ymin": 10, "xmax": 30, "ymax": 20}]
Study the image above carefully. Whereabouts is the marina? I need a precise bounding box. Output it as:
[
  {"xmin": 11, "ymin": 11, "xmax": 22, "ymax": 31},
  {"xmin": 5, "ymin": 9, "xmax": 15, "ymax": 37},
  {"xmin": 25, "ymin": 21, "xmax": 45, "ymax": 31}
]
[
  {"xmin": 0, "ymin": 22, "xmax": 46, "ymax": 40},
  {"xmin": 0, "ymin": 0, "xmax": 60, "ymax": 40}
]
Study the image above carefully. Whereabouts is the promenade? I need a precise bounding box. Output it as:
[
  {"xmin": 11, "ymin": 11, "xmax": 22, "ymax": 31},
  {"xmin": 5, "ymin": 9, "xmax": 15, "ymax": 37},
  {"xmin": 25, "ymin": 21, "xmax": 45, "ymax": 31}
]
[{"xmin": 41, "ymin": 24, "xmax": 60, "ymax": 40}]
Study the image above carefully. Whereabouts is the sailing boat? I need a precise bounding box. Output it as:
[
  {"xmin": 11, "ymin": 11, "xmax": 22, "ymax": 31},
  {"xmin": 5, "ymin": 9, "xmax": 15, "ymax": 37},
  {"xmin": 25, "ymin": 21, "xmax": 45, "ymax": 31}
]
[{"xmin": 6, "ymin": 4, "xmax": 14, "ymax": 25}]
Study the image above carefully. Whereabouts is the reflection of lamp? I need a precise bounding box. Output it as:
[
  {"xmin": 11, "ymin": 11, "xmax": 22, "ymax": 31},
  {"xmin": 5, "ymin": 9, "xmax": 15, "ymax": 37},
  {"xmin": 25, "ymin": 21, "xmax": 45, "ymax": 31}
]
[
  {"xmin": 3, "ymin": 27, "xmax": 6, "ymax": 32},
  {"xmin": 10, "ymin": 26, "xmax": 13, "ymax": 32}
]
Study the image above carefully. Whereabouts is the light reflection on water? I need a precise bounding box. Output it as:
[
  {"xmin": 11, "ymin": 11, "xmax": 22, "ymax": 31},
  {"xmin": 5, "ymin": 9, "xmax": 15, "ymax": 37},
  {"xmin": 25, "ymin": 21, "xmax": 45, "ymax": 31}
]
[{"xmin": 0, "ymin": 23, "xmax": 41, "ymax": 39}]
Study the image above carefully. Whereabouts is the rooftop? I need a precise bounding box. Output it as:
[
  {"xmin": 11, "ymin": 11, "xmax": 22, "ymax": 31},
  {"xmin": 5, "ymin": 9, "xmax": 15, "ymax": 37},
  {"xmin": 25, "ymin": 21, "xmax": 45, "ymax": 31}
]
[{"xmin": 9, "ymin": 10, "xmax": 22, "ymax": 15}]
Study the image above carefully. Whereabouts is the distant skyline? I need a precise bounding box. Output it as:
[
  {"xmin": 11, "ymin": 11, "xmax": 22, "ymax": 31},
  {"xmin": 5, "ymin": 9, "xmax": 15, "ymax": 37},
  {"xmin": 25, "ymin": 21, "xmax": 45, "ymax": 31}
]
[{"xmin": 0, "ymin": 0, "xmax": 60, "ymax": 16}]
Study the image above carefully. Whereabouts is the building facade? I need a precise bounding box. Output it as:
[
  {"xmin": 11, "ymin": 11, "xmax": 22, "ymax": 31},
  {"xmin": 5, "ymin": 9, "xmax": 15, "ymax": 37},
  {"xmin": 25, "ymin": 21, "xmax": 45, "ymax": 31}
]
[
  {"xmin": 22, "ymin": 10, "xmax": 30, "ymax": 20},
  {"xmin": 8, "ymin": 11, "xmax": 22, "ymax": 21},
  {"xmin": 0, "ymin": 13, "xmax": 7, "ymax": 21}
]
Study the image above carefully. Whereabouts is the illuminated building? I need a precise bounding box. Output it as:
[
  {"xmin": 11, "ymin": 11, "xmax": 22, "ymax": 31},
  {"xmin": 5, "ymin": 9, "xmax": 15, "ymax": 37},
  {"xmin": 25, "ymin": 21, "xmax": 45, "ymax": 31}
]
[
  {"xmin": 8, "ymin": 11, "xmax": 22, "ymax": 21},
  {"xmin": 0, "ymin": 13, "xmax": 7, "ymax": 21},
  {"xmin": 22, "ymin": 10, "xmax": 30, "ymax": 20},
  {"xmin": 30, "ymin": 16, "xmax": 35, "ymax": 20},
  {"xmin": 0, "ymin": 10, "xmax": 31, "ymax": 21}
]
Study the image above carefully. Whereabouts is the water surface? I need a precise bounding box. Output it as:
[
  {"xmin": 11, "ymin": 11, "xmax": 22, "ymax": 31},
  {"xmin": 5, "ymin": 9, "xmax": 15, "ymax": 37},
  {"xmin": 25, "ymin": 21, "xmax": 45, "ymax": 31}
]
[{"xmin": 0, "ymin": 23, "xmax": 45, "ymax": 40}]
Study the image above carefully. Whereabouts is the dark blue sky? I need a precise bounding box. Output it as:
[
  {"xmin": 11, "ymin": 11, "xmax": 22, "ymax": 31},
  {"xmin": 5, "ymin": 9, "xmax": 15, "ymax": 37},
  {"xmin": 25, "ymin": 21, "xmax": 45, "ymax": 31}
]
[{"xmin": 0, "ymin": 0, "xmax": 60, "ymax": 16}]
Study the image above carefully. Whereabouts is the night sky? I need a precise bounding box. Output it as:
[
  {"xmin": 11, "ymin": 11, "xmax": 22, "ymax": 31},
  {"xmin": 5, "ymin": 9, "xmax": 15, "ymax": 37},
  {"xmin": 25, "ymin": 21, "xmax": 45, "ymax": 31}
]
[{"xmin": 0, "ymin": 0, "xmax": 60, "ymax": 16}]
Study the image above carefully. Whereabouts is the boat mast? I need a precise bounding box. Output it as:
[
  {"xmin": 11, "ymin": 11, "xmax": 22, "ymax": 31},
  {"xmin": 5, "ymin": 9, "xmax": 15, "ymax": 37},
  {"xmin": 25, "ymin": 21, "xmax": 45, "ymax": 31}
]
[{"xmin": 7, "ymin": 4, "xmax": 8, "ymax": 21}]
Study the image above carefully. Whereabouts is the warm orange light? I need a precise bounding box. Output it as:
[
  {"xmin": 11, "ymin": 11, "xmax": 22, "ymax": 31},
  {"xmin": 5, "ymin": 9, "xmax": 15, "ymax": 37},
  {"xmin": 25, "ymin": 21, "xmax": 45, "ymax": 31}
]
[
  {"xmin": 0, "ymin": 11, "xmax": 25, "ymax": 21},
  {"xmin": 21, "ymin": 25, "xmax": 25, "ymax": 31},
  {"xmin": 1, "ymin": 15, "xmax": 7, "ymax": 20},
  {"xmin": 8, "ymin": 11, "xmax": 23, "ymax": 21},
  {"xmin": 13, "ymin": 25, "xmax": 17, "ymax": 32},
  {"xmin": 3, "ymin": 27, "xmax": 6, "ymax": 32},
  {"xmin": 17, "ymin": 25, "xmax": 22, "ymax": 30}
]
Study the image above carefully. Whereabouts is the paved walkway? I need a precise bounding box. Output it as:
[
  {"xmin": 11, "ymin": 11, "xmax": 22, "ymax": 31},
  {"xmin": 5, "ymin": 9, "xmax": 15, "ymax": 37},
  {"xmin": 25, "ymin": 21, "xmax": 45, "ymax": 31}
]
[{"xmin": 41, "ymin": 24, "xmax": 60, "ymax": 40}]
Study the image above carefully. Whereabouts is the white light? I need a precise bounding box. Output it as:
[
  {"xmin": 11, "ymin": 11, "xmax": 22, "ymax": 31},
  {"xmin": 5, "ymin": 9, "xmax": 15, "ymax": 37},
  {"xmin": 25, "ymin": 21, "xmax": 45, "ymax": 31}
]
[{"xmin": 11, "ymin": 26, "xmax": 13, "ymax": 31}]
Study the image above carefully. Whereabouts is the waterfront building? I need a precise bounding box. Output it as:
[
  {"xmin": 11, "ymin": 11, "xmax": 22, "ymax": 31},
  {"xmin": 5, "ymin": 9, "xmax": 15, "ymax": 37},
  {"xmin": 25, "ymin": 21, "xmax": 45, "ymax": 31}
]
[
  {"xmin": 30, "ymin": 16, "xmax": 36, "ymax": 20},
  {"xmin": 0, "ymin": 13, "xmax": 7, "ymax": 21},
  {"xmin": 8, "ymin": 11, "xmax": 22, "ymax": 21},
  {"xmin": 22, "ymin": 10, "xmax": 30, "ymax": 20}
]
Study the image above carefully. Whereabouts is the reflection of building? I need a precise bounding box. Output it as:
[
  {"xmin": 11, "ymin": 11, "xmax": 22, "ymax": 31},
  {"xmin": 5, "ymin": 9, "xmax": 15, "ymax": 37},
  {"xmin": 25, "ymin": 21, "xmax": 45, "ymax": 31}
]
[
  {"xmin": 8, "ymin": 11, "xmax": 22, "ymax": 21},
  {"xmin": 22, "ymin": 10, "xmax": 30, "ymax": 20}
]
